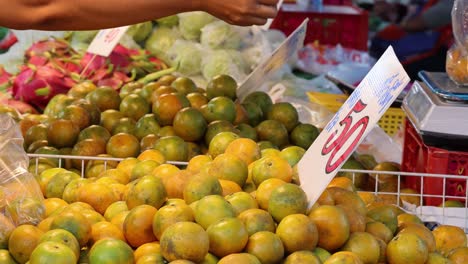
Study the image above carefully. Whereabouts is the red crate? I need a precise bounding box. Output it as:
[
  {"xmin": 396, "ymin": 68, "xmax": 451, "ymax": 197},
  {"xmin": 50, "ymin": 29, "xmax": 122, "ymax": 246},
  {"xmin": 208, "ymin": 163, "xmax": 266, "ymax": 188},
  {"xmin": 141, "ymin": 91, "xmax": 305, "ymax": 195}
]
[
  {"xmin": 270, "ymin": 4, "xmax": 368, "ymax": 51},
  {"xmin": 402, "ymin": 119, "xmax": 468, "ymax": 206}
]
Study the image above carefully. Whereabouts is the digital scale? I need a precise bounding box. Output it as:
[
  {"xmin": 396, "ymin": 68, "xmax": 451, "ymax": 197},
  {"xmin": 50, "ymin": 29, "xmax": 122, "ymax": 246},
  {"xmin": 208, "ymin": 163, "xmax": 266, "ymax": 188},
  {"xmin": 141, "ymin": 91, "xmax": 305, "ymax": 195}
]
[{"xmin": 402, "ymin": 71, "xmax": 468, "ymax": 150}]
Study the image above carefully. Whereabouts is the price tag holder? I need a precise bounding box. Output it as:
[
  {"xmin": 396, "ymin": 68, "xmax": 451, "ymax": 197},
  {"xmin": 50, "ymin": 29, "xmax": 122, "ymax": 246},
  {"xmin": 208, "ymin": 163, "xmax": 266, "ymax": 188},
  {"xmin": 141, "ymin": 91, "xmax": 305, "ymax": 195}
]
[
  {"xmin": 297, "ymin": 47, "xmax": 411, "ymax": 207},
  {"xmin": 237, "ymin": 18, "xmax": 308, "ymax": 100},
  {"xmin": 87, "ymin": 26, "xmax": 130, "ymax": 57}
]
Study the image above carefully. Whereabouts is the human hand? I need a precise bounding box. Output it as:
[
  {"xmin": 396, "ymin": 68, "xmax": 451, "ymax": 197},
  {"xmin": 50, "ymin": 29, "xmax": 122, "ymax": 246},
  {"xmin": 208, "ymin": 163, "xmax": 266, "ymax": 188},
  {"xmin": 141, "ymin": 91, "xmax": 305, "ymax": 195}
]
[{"xmin": 199, "ymin": 0, "xmax": 279, "ymax": 26}]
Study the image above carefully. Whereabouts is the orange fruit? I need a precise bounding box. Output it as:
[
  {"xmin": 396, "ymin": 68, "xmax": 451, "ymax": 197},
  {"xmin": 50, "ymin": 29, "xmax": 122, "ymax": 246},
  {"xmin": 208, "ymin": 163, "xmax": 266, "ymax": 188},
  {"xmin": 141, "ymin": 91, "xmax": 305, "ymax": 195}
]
[
  {"xmin": 341, "ymin": 231, "xmax": 380, "ymax": 264},
  {"xmin": 426, "ymin": 252, "xmax": 451, "ymax": 264},
  {"xmin": 200, "ymin": 96, "xmax": 236, "ymax": 123},
  {"xmin": 387, "ymin": 232, "xmax": 429, "ymax": 264},
  {"xmin": 160, "ymin": 170, "xmax": 192, "ymax": 199},
  {"xmin": 324, "ymin": 251, "xmax": 363, "ymax": 264},
  {"xmin": 245, "ymin": 231, "xmax": 284, "ymax": 264},
  {"xmin": 218, "ymin": 253, "xmax": 261, "ymax": 264},
  {"xmin": 77, "ymin": 182, "xmax": 119, "ymax": 215},
  {"xmin": 171, "ymin": 77, "xmax": 197, "ymax": 96},
  {"xmin": 268, "ymin": 183, "xmax": 308, "ymax": 223},
  {"xmin": 29, "ymin": 241, "xmax": 77, "ymax": 264},
  {"xmin": 160, "ymin": 222, "xmax": 209, "ymax": 263},
  {"xmin": 78, "ymin": 125, "xmax": 111, "ymax": 143},
  {"xmin": 38, "ymin": 228, "xmax": 80, "ymax": 260},
  {"xmin": 236, "ymin": 123, "xmax": 257, "ymax": 140},
  {"xmin": 314, "ymin": 247, "xmax": 332, "ymax": 263},
  {"xmin": 100, "ymin": 109, "xmax": 125, "ymax": 132},
  {"xmin": 126, "ymin": 175, "xmax": 167, "ymax": 209},
  {"xmin": 8, "ymin": 224, "xmax": 44, "ymax": 264},
  {"xmin": 123, "ymin": 204, "xmax": 158, "ymax": 248},
  {"xmin": 186, "ymin": 155, "xmax": 212, "ymax": 174},
  {"xmin": 284, "ymin": 250, "xmax": 321, "ymax": 264},
  {"xmin": 0, "ymin": 214, "xmax": 15, "ymax": 249},
  {"xmin": 186, "ymin": 92, "xmax": 209, "ymax": 110},
  {"xmin": 90, "ymin": 221, "xmax": 126, "ymax": 245},
  {"xmin": 116, "ymin": 158, "xmax": 140, "ymax": 179},
  {"xmin": 206, "ymin": 217, "xmax": 249, "ymax": 258},
  {"xmin": 47, "ymin": 119, "xmax": 80, "ymax": 148},
  {"xmin": 432, "ymin": 225, "xmax": 467, "ymax": 256},
  {"xmin": 0, "ymin": 249, "xmax": 17, "ymax": 264},
  {"xmin": 36, "ymin": 168, "xmax": 67, "ymax": 195},
  {"xmin": 267, "ymin": 102, "xmax": 299, "ymax": 132},
  {"xmin": 106, "ymin": 133, "xmax": 140, "ymax": 158},
  {"xmin": 152, "ymin": 92, "xmax": 190, "ymax": 126},
  {"xmin": 79, "ymin": 209, "xmax": 106, "ymax": 226},
  {"xmin": 99, "ymin": 169, "xmax": 130, "ymax": 185},
  {"xmin": 62, "ymin": 178, "xmax": 91, "ymax": 204},
  {"xmin": 251, "ymin": 156, "xmax": 292, "ymax": 186},
  {"xmin": 448, "ymin": 247, "xmax": 468, "ymax": 264},
  {"xmin": 158, "ymin": 126, "xmax": 176, "ymax": 137},
  {"xmin": 137, "ymin": 149, "xmax": 166, "ymax": 163},
  {"xmin": 173, "ymin": 107, "xmax": 207, "ymax": 142},
  {"xmin": 276, "ymin": 214, "xmax": 318, "ymax": 253},
  {"xmin": 183, "ymin": 173, "xmax": 222, "ymax": 205},
  {"xmin": 219, "ymin": 179, "xmax": 243, "ymax": 196},
  {"xmin": 243, "ymin": 91, "xmax": 273, "ymax": 115},
  {"xmin": 120, "ymin": 93, "xmax": 150, "ymax": 121},
  {"xmin": 204, "ymin": 120, "xmax": 238, "ymax": 146},
  {"xmin": 237, "ymin": 208, "xmax": 276, "ymax": 236},
  {"xmin": 224, "ymin": 138, "xmax": 261, "ymax": 165},
  {"xmin": 134, "ymin": 242, "xmax": 161, "ymax": 262},
  {"xmin": 206, "ymin": 74, "xmax": 237, "ymax": 100},
  {"xmin": 366, "ymin": 221, "xmax": 393, "ymax": 243},
  {"xmin": 399, "ymin": 223, "xmax": 436, "ymax": 252},
  {"xmin": 208, "ymin": 153, "xmax": 248, "ymax": 187},
  {"xmin": 208, "ymin": 131, "xmax": 240, "ymax": 158},
  {"xmin": 152, "ymin": 202, "xmax": 194, "ymax": 240},
  {"xmin": 45, "ymin": 171, "xmax": 80, "ymax": 199},
  {"xmin": 153, "ymin": 136, "xmax": 189, "ymax": 162},
  {"xmin": 49, "ymin": 210, "xmax": 91, "ymax": 247},
  {"xmin": 43, "ymin": 198, "xmax": 69, "ymax": 218},
  {"xmin": 256, "ymin": 120, "xmax": 289, "ymax": 148},
  {"xmin": 225, "ymin": 191, "xmax": 258, "ymax": 215},
  {"xmin": 328, "ymin": 177, "xmax": 356, "ymax": 192},
  {"xmin": 86, "ymin": 86, "xmax": 121, "ymax": 112},
  {"xmin": 104, "ymin": 201, "xmax": 129, "ymax": 221},
  {"xmin": 140, "ymin": 134, "xmax": 160, "ymax": 152},
  {"xmin": 400, "ymin": 188, "xmax": 422, "ymax": 206},
  {"xmin": 309, "ymin": 205, "xmax": 350, "ymax": 252},
  {"xmin": 88, "ymin": 238, "xmax": 134, "ymax": 264},
  {"xmin": 193, "ymin": 195, "xmax": 236, "ymax": 229},
  {"xmin": 367, "ymin": 204, "xmax": 398, "ymax": 235},
  {"xmin": 110, "ymin": 211, "xmax": 130, "ymax": 233},
  {"xmin": 255, "ymin": 178, "xmax": 287, "ymax": 210},
  {"xmin": 111, "ymin": 117, "xmax": 136, "ymax": 135},
  {"xmin": 152, "ymin": 163, "xmax": 180, "ymax": 178}
]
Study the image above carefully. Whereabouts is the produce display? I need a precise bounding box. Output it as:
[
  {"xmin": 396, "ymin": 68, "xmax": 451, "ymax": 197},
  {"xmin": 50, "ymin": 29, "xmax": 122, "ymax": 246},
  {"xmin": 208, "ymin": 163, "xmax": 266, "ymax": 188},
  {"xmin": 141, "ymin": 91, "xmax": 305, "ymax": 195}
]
[{"xmin": 0, "ymin": 10, "xmax": 467, "ymax": 264}]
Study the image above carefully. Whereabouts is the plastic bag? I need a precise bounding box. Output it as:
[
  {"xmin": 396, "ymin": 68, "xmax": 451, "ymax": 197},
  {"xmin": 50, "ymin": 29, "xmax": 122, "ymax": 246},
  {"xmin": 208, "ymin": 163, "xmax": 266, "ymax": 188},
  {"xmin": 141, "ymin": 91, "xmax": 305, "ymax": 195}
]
[
  {"xmin": 446, "ymin": 0, "xmax": 468, "ymax": 85},
  {"xmin": 0, "ymin": 114, "xmax": 44, "ymax": 229}
]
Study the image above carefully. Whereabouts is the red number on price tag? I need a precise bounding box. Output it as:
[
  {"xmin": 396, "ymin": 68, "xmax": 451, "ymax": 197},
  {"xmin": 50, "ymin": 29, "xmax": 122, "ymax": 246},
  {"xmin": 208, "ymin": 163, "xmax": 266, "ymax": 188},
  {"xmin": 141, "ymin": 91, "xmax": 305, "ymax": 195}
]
[
  {"xmin": 321, "ymin": 100, "xmax": 369, "ymax": 174},
  {"xmin": 104, "ymin": 29, "xmax": 120, "ymax": 44}
]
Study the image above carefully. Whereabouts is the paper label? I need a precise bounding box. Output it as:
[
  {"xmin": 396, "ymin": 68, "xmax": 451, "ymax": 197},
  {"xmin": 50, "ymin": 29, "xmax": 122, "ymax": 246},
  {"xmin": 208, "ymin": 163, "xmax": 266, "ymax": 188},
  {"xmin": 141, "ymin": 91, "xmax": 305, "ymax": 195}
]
[
  {"xmin": 297, "ymin": 47, "xmax": 411, "ymax": 206},
  {"xmin": 237, "ymin": 18, "xmax": 308, "ymax": 100},
  {"xmin": 262, "ymin": 0, "xmax": 285, "ymax": 30},
  {"xmin": 87, "ymin": 26, "xmax": 130, "ymax": 57}
]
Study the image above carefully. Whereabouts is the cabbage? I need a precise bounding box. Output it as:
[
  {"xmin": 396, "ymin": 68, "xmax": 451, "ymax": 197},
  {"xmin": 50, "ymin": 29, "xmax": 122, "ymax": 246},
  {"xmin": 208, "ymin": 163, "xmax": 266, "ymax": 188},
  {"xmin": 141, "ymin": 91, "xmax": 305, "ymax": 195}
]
[
  {"xmin": 156, "ymin": 15, "xmax": 179, "ymax": 27},
  {"xmin": 145, "ymin": 27, "xmax": 181, "ymax": 60},
  {"xmin": 202, "ymin": 49, "xmax": 247, "ymax": 82},
  {"xmin": 166, "ymin": 40, "xmax": 202, "ymax": 76},
  {"xmin": 71, "ymin": 30, "xmax": 98, "ymax": 43},
  {"xmin": 200, "ymin": 21, "xmax": 242, "ymax": 50},
  {"xmin": 127, "ymin": 22, "xmax": 153, "ymax": 43},
  {"xmin": 178, "ymin": 12, "xmax": 215, "ymax": 41},
  {"xmin": 119, "ymin": 34, "xmax": 141, "ymax": 50}
]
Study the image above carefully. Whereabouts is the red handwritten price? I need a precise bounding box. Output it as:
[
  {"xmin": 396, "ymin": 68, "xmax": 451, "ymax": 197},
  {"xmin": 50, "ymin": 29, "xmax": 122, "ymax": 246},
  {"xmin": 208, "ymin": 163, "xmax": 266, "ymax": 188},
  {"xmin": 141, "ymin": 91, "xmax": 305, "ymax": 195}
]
[
  {"xmin": 87, "ymin": 26, "xmax": 129, "ymax": 57},
  {"xmin": 321, "ymin": 99, "xmax": 369, "ymax": 174},
  {"xmin": 104, "ymin": 29, "xmax": 120, "ymax": 44}
]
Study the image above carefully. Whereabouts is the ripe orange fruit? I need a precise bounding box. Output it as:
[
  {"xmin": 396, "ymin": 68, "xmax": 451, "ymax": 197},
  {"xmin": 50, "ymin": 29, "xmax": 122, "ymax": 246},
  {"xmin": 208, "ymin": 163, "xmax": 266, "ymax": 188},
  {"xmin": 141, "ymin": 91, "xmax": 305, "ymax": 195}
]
[
  {"xmin": 152, "ymin": 202, "xmax": 194, "ymax": 240},
  {"xmin": 256, "ymin": 120, "xmax": 289, "ymax": 148},
  {"xmin": 208, "ymin": 131, "xmax": 240, "ymax": 159},
  {"xmin": 193, "ymin": 195, "xmax": 236, "ymax": 229},
  {"xmin": 98, "ymin": 168, "xmax": 130, "ymax": 184},
  {"xmin": 36, "ymin": 168, "xmax": 67, "ymax": 195},
  {"xmin": 206, "ymin": 217, "xmax": 249, "ymax": 258},
  {"xmin": 0, "ymin": 249, "xmax": 17, "ymax": 264},
  {"xmin": 160, "ymin": 170, "xmax": 192, "ymax": 199},
  {"xmin": 324, "ymin": 251, "xmax": 363, "ymax": 264},
  {"xmin": 284, "ymin": 250, "xmax": 322, "ymax": 264},
  {"xmin": 218, "ymin": 253, "xmax": 261, "ymax": 264},
  {"xmin": 116, "ymin": 157, "xmax": 140, "ymax": 179},
  {"xmin": 88, "ymin": 238, "xmax": 134, "ymax": 264},
  {"xmin": 39, "ymin": 228, "xmax": 80, "ymax": 260},
  {"xmin": 251, "ymin": 156, "xmax": 292, "ymax": 186},
  {"xmin": 219, "ymin": 179, "xmax": 242, "ymax": 196},
  {"xmin": 152, "ymin": 163, "xmax": 180, "ymax": 178},
  {"xmin": 245, "ymin": 231, "xmax": 284, "ymax": 264},
  {"xmin": 225, "ymin": 191, "xmax": 258, "ymax": 215},
  {"xmin": 398, "ymin": 223, "xmax": 436, "ymax": 252},
  {"xmin": 173, "ymin": 107, "xmax": 207, "ymax": 142},
  {"xmin": 183, "ymin": 173, "xmax": 222, "ymax": 205},
  {"xmin": 268, "ymin": 183, "xmax": 308, "ymax": 222},
  {"xmin": 432, "ymin": 225, "xmax": 467, "ymax": 256},
  {"xmin": 208, "ymin": 153, "xmax": 248, "ymax": 187},
  {"xmin": 186, "ymin": 155, "xmax": 212, "ymax": 174},
  {"xmin": 366, "ymin": 221, "xmax": 393, "ymax": 243},
  {"xmin": 152, "ymin": 92, "xmax": 190, "ymax": 126},
  {"xmin": 29, "ymin": 241, "xmax": 77, "ymax": 264},
  {"xmin": 45, "ymin": 171, "xmax": 80, "ymax": 199},
  {"xmin": 106, "ymin": 133, "xmax": 140, "ymax": 158},
  {"xmin": 243, "ymin": 91, "xmax": 273, "ymax": 116},
  {"xmin": 200, "ymin": 96, "xmax": 236, "ymax": 123},
  {"xmin": 276, "ymin": 214, "xmax": 318, "ymax": 253},
  {"xmin": 160, "ymin": 221, "xmax": 209, "ymax": 263},
  {"xmin": 43, "ymin": 198, "xmax": 69, "ymax": 218},
  {"xmin": 448, "ymin": 247, "xmax": 468, "ymax": 264},
  {"xmin": 134, "ymin": 242, "xmax": 161, "ymax": 262},
  {"xmin": 255, "ymin": 178, "xmax": 287, "ymax": 210},
  {"xmin": 309, "ymin": 205, "xmax": 350, "ymax": 252},
  {"xmin": 77, "ymin": 182, "xmax": 119, "ymax": 215},
  {"xmin": 49, "ymin": 210, "xmax": 91, "ymax": 247},
  {"xmin": 79, "ymin": 209, "xmax": 105, "ymax": 226},
  {"xmin": 186, "ymin": 92, "xmax": 209, "ymax": 110},
  {"xmin": 8, "ymin": 224, "xmax": 44, "ymax": 264},
  {"xmin": 267, "ymin": 102, "xmax": 299, "ymax": 132},
  {"xmin": 110, "ymin": 211, "xmax": 130, "ymax": 234},
  {"xmin": 123, "ymin": 204, "xmax": 158, "ymax": 248},
  {"xmin": 104, "ymin": 201, "xmax": 129, "ymax": 221},
  {"xmin": 89, "ymin": 221, "xmax": 126, "ymax": 246},
  {"xmin": 237, "ymin": 208, "xmax": 276, "ymax": 236},
  {"xmin": 126, "ymin": 175, "xmax": 167, "ymax": 209},
  {"xmin": 341, "ymin": 231, "xmax": 380, "ymax": 264},
  {"xmin": 387, "ymin": 233, "xmax": 429, "ymax": 264},
  {"xmin": 137, "ymin": 149, "xmax": 166, "ymax": 163},
  {"xmin": 153, "ymin": 136, "xmax": 189, "ymax": 162},
  {"xmin": 224, "ymin": 138, "xmax": 261, "ymax": 165}
]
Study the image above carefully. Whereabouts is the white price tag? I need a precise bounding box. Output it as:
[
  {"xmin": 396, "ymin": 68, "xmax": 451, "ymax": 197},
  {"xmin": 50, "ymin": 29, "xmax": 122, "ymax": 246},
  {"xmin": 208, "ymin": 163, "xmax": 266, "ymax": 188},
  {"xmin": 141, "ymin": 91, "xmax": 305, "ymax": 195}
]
[
  {"xmin": 297, "ymin": 47, "xmax": 411, "ymax": 207},
  {"xmin": 87, "ymin": 26, "xmax": 130, "ymax": 57},
  {"xmin": 238, "ymin": 19, "xmax": 308, "ymax": 100}
]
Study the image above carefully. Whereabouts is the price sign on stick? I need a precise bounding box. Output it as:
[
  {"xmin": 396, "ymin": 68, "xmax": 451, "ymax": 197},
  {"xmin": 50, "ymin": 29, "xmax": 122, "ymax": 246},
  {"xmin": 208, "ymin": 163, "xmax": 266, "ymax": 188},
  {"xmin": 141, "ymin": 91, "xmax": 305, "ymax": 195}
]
[
  {"xmin": 237, "ymin": 19, "xmax": 308, "ymax": 100},
  {"xmin": 297, "ymin": 47, "xmax": 410, "ymax": 208},
  {"xmin": 87, "ymin": 26, "xmax": 130, "ymax": 57}
]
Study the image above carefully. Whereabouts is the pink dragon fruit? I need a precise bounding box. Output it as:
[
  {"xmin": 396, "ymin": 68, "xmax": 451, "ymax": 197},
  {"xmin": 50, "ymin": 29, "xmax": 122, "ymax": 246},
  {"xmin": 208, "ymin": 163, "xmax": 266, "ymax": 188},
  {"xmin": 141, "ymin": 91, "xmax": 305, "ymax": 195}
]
[
  {"xmin": 0, "ymin": 66, "xmax": 11, "ymax": 85},
  {"xmin": 11, "ymin": 64, "xmax": 76, "ymax": 110},
  {"xmin": 25, "ymin": 38, "xmax": 72, "ymax": 60}
]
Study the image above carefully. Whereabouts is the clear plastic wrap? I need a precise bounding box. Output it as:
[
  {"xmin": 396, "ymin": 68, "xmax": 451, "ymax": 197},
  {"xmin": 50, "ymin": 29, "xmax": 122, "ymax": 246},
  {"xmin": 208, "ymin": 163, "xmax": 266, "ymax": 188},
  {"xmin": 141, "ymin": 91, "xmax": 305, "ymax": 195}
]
[
  {"xmin": 0, "ymin": 114, "xmax": 44, "ymax": 229},
  {"xmin": 446, "ymin": 0, "xmax": 468, "ymax": 85}
]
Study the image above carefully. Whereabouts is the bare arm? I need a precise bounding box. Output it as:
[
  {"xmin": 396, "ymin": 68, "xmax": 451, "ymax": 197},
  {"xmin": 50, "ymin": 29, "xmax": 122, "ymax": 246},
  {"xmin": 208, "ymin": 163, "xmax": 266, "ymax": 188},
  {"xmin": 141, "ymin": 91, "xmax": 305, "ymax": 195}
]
[{"xmin": 0, "ymin": 0, "xmax": 279, "ymax": 30}]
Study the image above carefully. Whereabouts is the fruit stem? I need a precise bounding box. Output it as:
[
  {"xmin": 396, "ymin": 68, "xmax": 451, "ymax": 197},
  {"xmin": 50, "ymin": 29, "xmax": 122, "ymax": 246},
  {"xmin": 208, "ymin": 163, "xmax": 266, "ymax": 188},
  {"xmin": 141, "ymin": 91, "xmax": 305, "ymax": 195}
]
[{"xmin": 137, "ymin": 67, "xmax": 177, "ymax": 84}]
